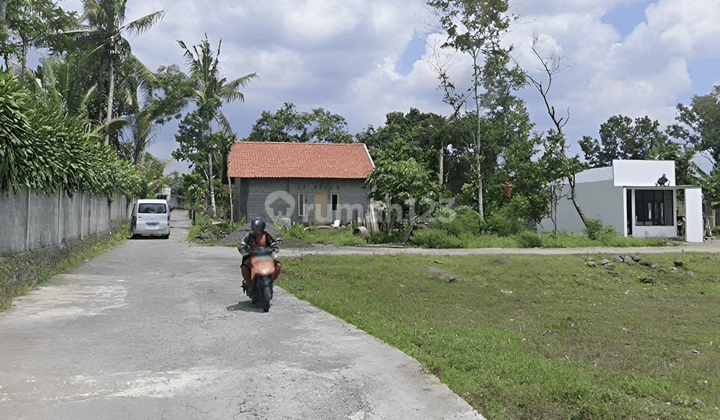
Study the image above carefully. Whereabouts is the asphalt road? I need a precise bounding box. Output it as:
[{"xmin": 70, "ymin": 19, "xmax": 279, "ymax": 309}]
[{"xmin": 0, "ymin": 212, "xmax": 483, "ymax": 420}]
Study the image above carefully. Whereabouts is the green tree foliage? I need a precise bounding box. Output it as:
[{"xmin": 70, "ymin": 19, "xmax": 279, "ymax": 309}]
[
  {"xmin": 134, "ymin": 152, "xmax": 170, "ymax": 199},
  {"xmin": 360, "ymin": 102, "xmax": 549, "ymax": 229},
  {"xmin": 247, "ymin": 102, "xmax": 353, "ymax": 143},
  {"xmin": 427, "ymin": 0, "xmax": 516, "ymax": 218},
  {"xmin": 672, "ymin": 85, "xmax": 720, "ymax": 164},
  {"xmin": 71, "ymin": 0, "xmax": 164, "ymax": 146},
  {"xmin": 538, "ymin": 130, "xmax": 586, "ymax": 232},
  {"xmin": 579, "ymin": 115, "xmax": 672, "ymax": 168},
  {"xmin": 358, "ymin": 108, "xmax": 446, "ymax": 185},
  {"xmin": 579, "ymin": 114, "xmax": 699, "ymax": 188},
  {"xmin": 145, "ymin": 63, "xmax": 192, "ymax": 124},
  {"xmin": 1, "ymin": 0, "xmax": 78, "ymax": 81},
  {"xmin": 26, "ymin": 56, "xmax": 96, "ymax": 119},
  {"xmin": 363, "ymin": 159, "xmax": 439, "ymax": 231},
  {"xmin": 0, "ymin": 71, "xmax": 142, "ymax": 196},
  {"xmin": 172, "ymin": 110, "xmax": 233, "ymax": 183},
  {"xmin": 519, "ymin": 35, "xmax": 588, "ymax": 228}
]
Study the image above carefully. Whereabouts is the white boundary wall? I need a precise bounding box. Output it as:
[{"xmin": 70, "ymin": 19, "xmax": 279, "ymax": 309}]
[{"xmin": 0, "ymin": 188, "xmax": 131, "ymax": 254}]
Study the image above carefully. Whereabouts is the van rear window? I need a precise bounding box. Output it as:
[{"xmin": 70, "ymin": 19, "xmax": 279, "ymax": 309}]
[{"xmin": 138, "ymin": 203, "xmax": 166, "ymax": 213}]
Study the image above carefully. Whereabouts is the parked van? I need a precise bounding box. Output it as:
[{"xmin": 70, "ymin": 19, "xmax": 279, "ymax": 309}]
[{"xmin": 131, "ymin": 199, "xmax": 170, "ymax": 239}]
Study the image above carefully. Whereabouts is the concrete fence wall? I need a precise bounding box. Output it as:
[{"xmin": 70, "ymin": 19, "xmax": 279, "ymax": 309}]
[{"xmin": 0, "ymin": 188, "xmax": 131, "ymax": 254}]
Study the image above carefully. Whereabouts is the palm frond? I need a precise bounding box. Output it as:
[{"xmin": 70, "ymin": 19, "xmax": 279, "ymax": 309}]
[
  {"xmin": 215, "ymin": 111, "xmax": 234, "ymax": 137},
  {"xmin": 124, "ymin": 10, "xmax": 165, "ymax": 36}
]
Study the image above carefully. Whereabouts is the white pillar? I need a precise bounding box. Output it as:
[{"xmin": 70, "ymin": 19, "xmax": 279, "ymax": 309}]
[{"xmin": 685, "ymin": 188, "xmax": 703, "ymax": 242}]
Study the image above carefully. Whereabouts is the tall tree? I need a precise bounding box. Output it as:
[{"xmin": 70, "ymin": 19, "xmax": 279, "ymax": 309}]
[
  {"xmin": 1, "ymin": 0, "xmax": 77, "ymax": 81},
  {"xmin": 427, "ymin": 0, "xmax": 515, "ymax": 219},
  {"xmin": 73, "ymin": 0, "xmax": 164, "ymax": 145},
  {"xmin": 27, "ymin": 56, "xmax": 96, "ymax": 118},
  {"xmin": 579, "ymin": 115, "xmax": 670, "ymax": 168},
  {"xmin": 176, "ymin": 35, "xmax": 257, "ymax": 218},
  {"xmin": 673, "ymin": 85, "xmax": 720, "ymax": 165},
  {"xmin": 247, "ymin": 102, "xmax": 353, "ymax": 143},
  {"xmin": 358, "ymin": 108, "xmax": 446, "ymax": 177},
  {"xmin": 518, "ymin": 35, "xmax": 587, "ymax": 228}
]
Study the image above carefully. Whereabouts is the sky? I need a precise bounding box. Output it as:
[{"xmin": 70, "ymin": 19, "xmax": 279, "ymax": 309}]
[{"xmin": 49, "ymin": 0, "xmax": 720, "ymax": 174}]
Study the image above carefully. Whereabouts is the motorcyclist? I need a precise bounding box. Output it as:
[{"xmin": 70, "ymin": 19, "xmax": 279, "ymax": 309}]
[{"xmin": 238, "ymin": 217, "xmax": 281, "ymax": 297}]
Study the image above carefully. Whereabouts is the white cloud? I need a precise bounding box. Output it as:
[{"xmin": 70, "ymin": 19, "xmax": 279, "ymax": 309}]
[
  {"xmin": 643, "ymin": 0, "xmax": 720, "ymax": 57},
  {"xmin": 501, "ymin": 0, "xmax": 719, "ymax": 150},
  {"xmin": 47, "ymin": 0, "xmax": 720, "ymax": 165}
]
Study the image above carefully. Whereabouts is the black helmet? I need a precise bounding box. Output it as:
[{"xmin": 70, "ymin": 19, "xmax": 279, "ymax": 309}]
[{"xmin": 251, "ymin": 217, "xmax": 266, "ymax": 235}]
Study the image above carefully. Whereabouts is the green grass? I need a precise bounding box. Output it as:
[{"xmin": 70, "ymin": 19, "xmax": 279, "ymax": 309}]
[
  {"xmin": 0, "ymin": 224, "xmax": 131, "ymax": 312},
  {"xmin": 283, "ymin": 225, "xmax": 674, "ymax": 249},
  {"xmin": 278, "ymin": 253, "xmax": 720, "ymax": 419}
]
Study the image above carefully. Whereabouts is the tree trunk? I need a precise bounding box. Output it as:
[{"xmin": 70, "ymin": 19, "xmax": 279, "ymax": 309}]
[
  {"xmin": 568, "ymin": 174, "xmax": 586, "ymax": 226},
  {"xmin": 19, "ymin": 39, "xmax": 28, "ymax": 84},
  {"xmin": 439, "ymin": 139, "xmax": 444, "ymax": 185},
  {"xmin": 228, "ymin": 173, "xmax": 233, "ymax": 223},
  {"xmin": 105, "ymin": 53, "xmax": 115, "ymax": 146},
  {"xmin": 208, "ymin": 149, "xmax": 217, "ymax": 218},
  {"xmin": 475, "ymin": 106, "xmax": 484, "ymax": 219},
  {"xmin": 473, "ymin": 52, "xmax": 484, "ymax": 220},
  {"xmin": 477, "ymin": 147, "xmax": 483, "ymax": 219},
  {"xmin": 0, "ymin": 0, "xmax": 6, "ymax": 71}
]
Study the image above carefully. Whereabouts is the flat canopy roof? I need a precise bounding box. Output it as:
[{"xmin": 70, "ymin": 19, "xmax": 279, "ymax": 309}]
[{"xmin": 623, "ymin": 185, "xmax": 701, "ymax": 190}]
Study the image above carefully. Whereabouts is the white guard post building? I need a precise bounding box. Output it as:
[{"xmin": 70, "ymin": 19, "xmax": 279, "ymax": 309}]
[{"xmin": 537, "ymin": 160, "xmax": 703, "ymax": 242}]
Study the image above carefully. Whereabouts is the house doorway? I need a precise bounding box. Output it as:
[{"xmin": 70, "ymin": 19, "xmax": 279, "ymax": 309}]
[
  {"xmin": 626, "ymin": 189, "xmax": 633, "ymax": 236},
  {"xmin": 314, "ymin": 193, "xmax": 328, "ymax": 223}
]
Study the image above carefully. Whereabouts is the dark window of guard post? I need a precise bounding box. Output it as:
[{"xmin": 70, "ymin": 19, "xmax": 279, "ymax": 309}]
[{"xmin": 635, "ymin": 190, "xmax": 673, "ymax": 226}]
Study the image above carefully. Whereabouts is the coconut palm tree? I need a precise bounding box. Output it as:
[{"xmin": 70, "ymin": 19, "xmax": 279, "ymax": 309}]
[
  {"xmin": 74, "ymin": 0, "xmax": 164, "ymax": 146},
  {"xmin": 178, "ymin": 35, "xmax": 257, "ymax": 218}
]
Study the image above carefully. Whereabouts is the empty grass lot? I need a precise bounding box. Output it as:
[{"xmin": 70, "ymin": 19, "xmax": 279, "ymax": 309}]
[{"xmin": 277, "ymin": 253, "xmax": 720, "ymax": 420}]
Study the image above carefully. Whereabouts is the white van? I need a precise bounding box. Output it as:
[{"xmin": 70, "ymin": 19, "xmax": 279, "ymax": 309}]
[{"xmin": 131, "ymin": 199, "xmax": 170, "ymax": 239}]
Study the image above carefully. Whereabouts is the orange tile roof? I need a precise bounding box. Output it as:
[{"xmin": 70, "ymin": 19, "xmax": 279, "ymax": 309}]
[{"xmin": 228, "ymin": 142, "xmax": 375, "ymax": 179}]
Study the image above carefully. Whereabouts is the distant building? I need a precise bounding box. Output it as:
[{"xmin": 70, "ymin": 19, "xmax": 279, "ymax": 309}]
[
  {"xmin": 227, "ymin": 142, "xmax": 375, "ymax": 225},
  {"xmin": 537, "ymin": 160, "xmax": 703, "ymax": 242}
]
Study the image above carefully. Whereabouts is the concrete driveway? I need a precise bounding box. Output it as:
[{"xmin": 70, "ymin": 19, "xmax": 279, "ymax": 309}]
[{"xmin": 0, "ymin": 212, "xmax": 483, "ymax": 420}]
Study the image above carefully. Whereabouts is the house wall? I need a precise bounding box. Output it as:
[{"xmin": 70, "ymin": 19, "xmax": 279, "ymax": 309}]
[
  {"xmin": 613, "ymin": 160, "xmax": 675, "ymax": 186},
  {"xmin": 685, "ymin": 188, "xmax": 703, "ymax": 242},
  {"xmin": 538, "ymin": 180, "xmax": 624, "ymax": 235},
  {"xmin": 233, "ymin": 178, "xmax": 370, "ymax": 225}
]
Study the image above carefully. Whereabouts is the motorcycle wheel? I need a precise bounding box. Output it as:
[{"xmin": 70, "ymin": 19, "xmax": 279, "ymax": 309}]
[
  {"xmin": 257, "ymin": 276, "xmax": 273, "ymax": 312},
  {"xmin": 262, "ymin": 285, "xmax": 272, "ymax": 312}
]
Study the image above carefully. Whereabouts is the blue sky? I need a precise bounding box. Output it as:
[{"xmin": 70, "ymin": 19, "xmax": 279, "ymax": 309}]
[
  {"xmin": 36, "ymin": 0, "xmax": 720, "ymax": 174},
  {"xmin": 599, "ymin": 0, "xmax": 720, "ymax": 106},
  {"xmin": 601, "ymin": 0, "xmax": 656, "ymax": 38}
]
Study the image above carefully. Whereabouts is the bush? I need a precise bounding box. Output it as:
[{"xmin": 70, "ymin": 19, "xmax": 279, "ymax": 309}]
[
  {"xmin": 367, "ymin": 231, "xmax": 403, "ymax": 244},
  {"xmin": 485, "ymin": 196, "xmax": 532, "ymax": 237},
  {"xmin": 285, "ymin": 223, "xmax": 311, "ymax": 242},
  {"xmin": 516, "ymin": 231, "xmax": 542, "ymax": 248},
  {"xmin": 433, "ymin": 206, "xmax": 484, "ymax": 236},
  {"xmin": 409, "ymin": 228, "xmax": 468, "ymax": 248},
  {"xmin": 584, "ymin": 218, "xmax": 617, "ymax": 241}
]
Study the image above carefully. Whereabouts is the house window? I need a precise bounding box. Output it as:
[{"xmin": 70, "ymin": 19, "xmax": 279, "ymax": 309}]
[
  {"xmin": 635, "ymin": 190, "xmax": 673, "ymax": 226},
  {"xmin": 331, "ymin": 193, "xmax": 339, "ymax": 212},
  {"xmin": 298, "ymin": 193, "xmax": 305, "ymax": 217}
]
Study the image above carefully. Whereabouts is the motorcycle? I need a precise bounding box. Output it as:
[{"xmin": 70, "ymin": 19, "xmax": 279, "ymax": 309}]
[{"xmin": 242, "ymin": 245, "xmax": 280, "ymax": 312}]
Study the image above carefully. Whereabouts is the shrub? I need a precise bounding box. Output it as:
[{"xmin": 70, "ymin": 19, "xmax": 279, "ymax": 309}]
[
  {"xmin": 516, "ymin": 231, "xmax": 542, "ymax": 248},
  {"xmin": 584, "ymin": 218, "xmax": 603, "ymax": 240},
  {"xmin": 409, "ymin": 228, "xmax": 467, "ymax": 248},
  {"xmin": 285, "ymin": 223, "xmax": 311, "ymax": 242},
  {"xmin": 367, "ymin": 231, "xmax": 403, "ymax": 244},
  {"xmin": 584, "ymin": 218, "xmax": 617, "ymax": 241},
  {"xmin": 433, "ymin": 206, "xmax": 484, "ymax": 236},
  {"xmin": 485, "ymin": 196, "xmax": 531, "ymax": 237}
]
